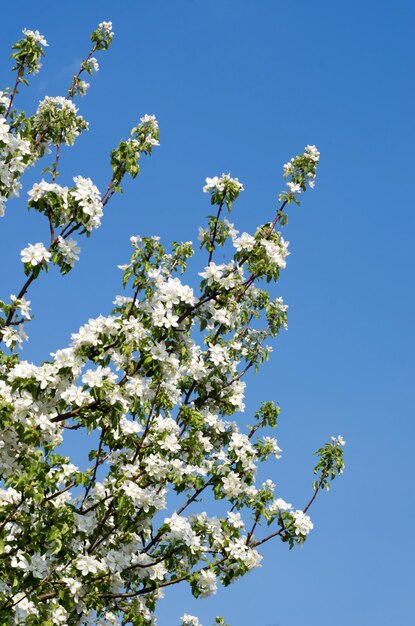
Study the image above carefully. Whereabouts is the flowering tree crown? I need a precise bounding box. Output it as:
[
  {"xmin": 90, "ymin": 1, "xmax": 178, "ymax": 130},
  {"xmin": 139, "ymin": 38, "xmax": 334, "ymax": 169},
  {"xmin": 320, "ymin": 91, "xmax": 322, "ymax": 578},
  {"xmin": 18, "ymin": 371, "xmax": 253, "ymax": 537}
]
[{"xmin": 0, "ymin": 23, "xmax": 345, "ymax": 626}]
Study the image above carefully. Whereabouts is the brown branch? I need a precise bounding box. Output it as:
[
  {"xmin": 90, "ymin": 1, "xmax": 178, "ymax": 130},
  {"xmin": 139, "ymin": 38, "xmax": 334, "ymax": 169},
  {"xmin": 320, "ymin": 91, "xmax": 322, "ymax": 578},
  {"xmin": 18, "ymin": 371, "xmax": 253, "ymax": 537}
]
[
  {"xmin": 303, "ymin": 473, "xmax": 327, "ymax": 514},
  {"xmin": 98, "ymin": 555, "xmax": 227, "ymax": 599},
  {"xmin": 252, "ymin": 527, "xmax": 284, "ymax": 548},
  {"xmin": 42, "ymin": 483, "xmax": 74, "ymax": 504},
  {"xmin": 5, "ymin": 66, "xmax": 24, "ymax": 119},
  {"xmin": 67, "ymin": 46, "xmax": 97, "ymax": 99},
  {"xmin": 50, "ymin": 400, "xmax": 99, "ymax": 424},
  {"xmin": 246, "ymin": 510, "xmax": 261, "ymax": 545}
]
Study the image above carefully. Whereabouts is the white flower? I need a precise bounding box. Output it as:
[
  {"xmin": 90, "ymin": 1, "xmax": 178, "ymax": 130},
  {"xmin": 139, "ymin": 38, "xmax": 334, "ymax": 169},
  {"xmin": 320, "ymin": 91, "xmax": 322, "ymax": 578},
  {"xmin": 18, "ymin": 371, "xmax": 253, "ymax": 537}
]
[
  {"xmin": 227, "ymin": 511, "xmax": 245, "ymax": 529},
  {"xmin": 51, "ymin": 606, "xmax": 68, "ymax": 624},
  {"xmin": 283, "ymin": 160, "xmax": 294, "ymax": 176},
  {"xmin": 28, "ymin": 179, "xmax": 69, "ymax": 204},
  {"xmin": 244, "ymin": 547, "xmax": 263, "ymax": 569},
  {"xmin": 102, "ymin": 612, "xmax": 119, "ymax": 626},
  {"xmin": 233, "ymin": 232, "xmax": 255, "ymax": 252},
  {"xmin": 152, "ymin": 303, "xmax": 179, "ymax": 329},
  {"xmin": 35, "ymin": 96, "xmax": 77, "ymax": 116},
  {"xmin": 0, "ymin": 91, "xmax": 11, "ymax": 109},
  {"xmin": 262, "ymin": 436, "xmax": 282, "ymax": 459},
  {"xmin": 22, "ymin": 29, "xmax": 48, "ymax": 46},
  {"xmin": 208, "ymin": 344, "xmax": 227, "ymax": 367},
  {"xmin": 57, "ymin": 236, "xmax": 80, "ymax": 267},
  {"xmin": 181, "ymin": 614, "xmax": 202, "ymax": 626},
  {"xmin": 82, "ymin": 365, "xmax": 117, "ymax": 388},
  {"xmin": 99, "ymin": 21, "xmax": 114, "ymax": 36},
  {"xmin": 261, "ymin": 238, "xmax": 289, "ymax": 269},
  {"xmin": 62, "ymin": 577, "xmax": 82, "ymax": 599},
  {"xmin": 292, "ymin": 510, "xmax": 314, "ymax": 536},
  {"xmin": 88, "ymin": 57, "xmax": 99, "ymax": 72},
  {"xmin": 203, "ymin": 176, "xmax": 222, "ymax": 193},
  {"xmin": 331, "ymin": 435, "xmax": 346, "ymax": 446},
  {"xmin": 10, "ymin": 296, "xmax": 31, "ymax": 321},
  {"xmin": 71, "ymin": 176, "xmax": 103, "ymax": 230},
  {"xmin": 76, "ymin": 80, "xmax": 90, "ymax": 96},
  {"xmin": 286, "ymin": 181, "xmax": 302, "ymax": 195},
  {"xmin": 10, "ymin": 551, "xmax": 30, "ymax": 570},
  {"xmin": 203, "ymin": 173, "xmax": 244, "ymax": 194},
  {"xmin": 1, "ymin": 326, "xmax": 27, "ymax": 349},
  {"xmin": 197, "ymin": 569, "xmax": 217, "ymax": 597},
  {"xmin": 140, "ymin": 114, "xmax": 159, "ymax": 129},
  {"xmin": 33, "ymin": 97, "xmax": 88, "ymax": 146},
  {"xmin": 14, "ymin": 594, "xmax": 38, "ymax": 620},
  {"xmin": 7, "ymin": 361, "xmax": 37, "ymax": 380},
  {"xmin": 222, "ymin": 471, "xmax": 244, "ymax": 499},
  {"xmin": 75, "ymin": 555, "xmax": 106, "ymax": 575},
  {"xmin": 199, "ymin": 262, "xmax": 225, "ymax": 285},
  {"xmin": 20, "ymin": 242, "xmax": 51, "ymax": 266},
  {"xmin": 304, "ymin": 144, "xmax": 320, "ymax": 162},
  {"xmin": 268, "ymin": 498, "xmax": 292, "ymax": 513}
]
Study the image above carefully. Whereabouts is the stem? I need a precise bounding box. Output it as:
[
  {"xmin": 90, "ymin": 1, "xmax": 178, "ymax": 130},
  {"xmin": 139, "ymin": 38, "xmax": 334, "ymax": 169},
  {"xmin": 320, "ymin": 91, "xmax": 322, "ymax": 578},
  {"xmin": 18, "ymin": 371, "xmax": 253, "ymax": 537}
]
[
  {"xmin": 252, "ymin": 527, "xmax": 284, "ymax": 548},
  {"xmin": 5, "ymin": 66, "xmax": 24, "ymax": 119},
  {"xmin": 303, "ymin": 472, "xmax": 327, "ymax": 514},
  {"xmin": 131, "ymin": 383, "xmax": 162, "ymax": 463},
  {"xmin": 246, "ymin": 510, "xmax": 261, "ymax": 545},
  {"xmin": 42, "ymin": 483, "xmax": 74, "ymax": 504},
  {"xmin": 51, "ymin": 140, "xmax": 61, "ymax": 184},
  {"xmin": 98, "ymin": 555, "xmax": 228, "ymax": 599},
  {"xmin": 207, "ymin": 201, "xmax": 224, "ymax": 265},
  {"xmin": 80, "ymin": 426, "xmax": 108, "ymax": 509},
  {"xmin": 4, "ymin": 273, "xmax": 36, "ymax": 326},
  {"xmin": 67, "ymin": 46, "xmax": 97, "ymax": 99}
]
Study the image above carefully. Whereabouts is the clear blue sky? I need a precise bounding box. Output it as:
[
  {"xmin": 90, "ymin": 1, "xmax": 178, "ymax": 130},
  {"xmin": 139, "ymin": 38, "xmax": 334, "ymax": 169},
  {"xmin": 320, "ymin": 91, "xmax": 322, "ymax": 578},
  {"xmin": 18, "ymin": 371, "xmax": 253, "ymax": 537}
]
[{"xmin": 1, "ymin": 1, "xmax": 414, "ymax": 625}]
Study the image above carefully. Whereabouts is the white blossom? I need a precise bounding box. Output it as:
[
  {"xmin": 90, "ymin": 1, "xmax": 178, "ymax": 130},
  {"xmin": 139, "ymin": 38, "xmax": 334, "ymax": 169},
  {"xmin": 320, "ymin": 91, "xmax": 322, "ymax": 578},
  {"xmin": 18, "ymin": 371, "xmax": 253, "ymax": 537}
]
[
  {"xmin": 181, "ymin": 615, "xmax": 202, "ymax": 626},
  {"xmin": 71, "ymin": 175, "xmax": 103, "ymax": 230},
  {"xmin": 292, "ymin": 510, "xmax": 314, "ymax": 536},
  {"xmin": 22, "ymin": 28, "xmax": 48, "ymax": 46},
  {"xmin": 199, "ymin": 262, "xmax": 225, "ymax": 285},
  {"xmin": 233, "ymin": 231, "xmax": 255, "ymax": 252},
  {"xmin": 20, "ymin": 242, "xmax": 51, "ymax": 266},
  {"xmin": 286, "ymin": 181, "xmax": 302, "ymax": 194},
  {"xmin": 57, "ymin": 236, "xmax": 80, "ymax": 266},
  {"xmin": 75, "ymin": 555, "xmax": 106, "ymax": 576},
  {"xmin": 197, "ymin": 569, "xmax": 217, "ymax": 597},
  {"xmin": 203, "ymin": 173, "xmax": 244, "ymax": 194}
]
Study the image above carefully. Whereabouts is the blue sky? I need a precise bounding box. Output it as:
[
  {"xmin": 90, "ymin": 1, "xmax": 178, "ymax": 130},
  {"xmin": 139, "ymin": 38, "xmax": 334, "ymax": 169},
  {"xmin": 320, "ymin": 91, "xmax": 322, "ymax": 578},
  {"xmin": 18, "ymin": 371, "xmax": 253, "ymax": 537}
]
[{"xmin": 1, "ymin": 1, "xmax": 414, "ymax": 624}]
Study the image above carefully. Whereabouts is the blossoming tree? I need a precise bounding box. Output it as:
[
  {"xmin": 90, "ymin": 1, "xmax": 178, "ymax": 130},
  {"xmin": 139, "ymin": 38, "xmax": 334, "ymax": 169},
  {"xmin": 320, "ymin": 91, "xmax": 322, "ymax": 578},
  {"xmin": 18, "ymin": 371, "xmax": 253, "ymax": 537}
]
[{"xmin": 0, "ymin": 23, "xmax": 345, "ymax": 626}]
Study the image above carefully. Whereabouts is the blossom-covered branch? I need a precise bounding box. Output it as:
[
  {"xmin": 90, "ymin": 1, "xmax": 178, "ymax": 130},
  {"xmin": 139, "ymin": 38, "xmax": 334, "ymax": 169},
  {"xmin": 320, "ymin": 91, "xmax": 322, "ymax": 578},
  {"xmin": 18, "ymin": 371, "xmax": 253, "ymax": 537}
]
[{"xmin": 0, "ymin": 21, "xmax": 345, "ymax": 626}]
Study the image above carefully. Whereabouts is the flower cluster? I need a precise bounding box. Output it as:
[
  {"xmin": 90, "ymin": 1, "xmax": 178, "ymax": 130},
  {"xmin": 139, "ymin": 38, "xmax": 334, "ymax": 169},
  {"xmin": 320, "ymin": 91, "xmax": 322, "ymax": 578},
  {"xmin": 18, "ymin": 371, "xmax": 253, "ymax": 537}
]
[
  {"xmin": 203, "ymin": 173, "xmax": 244, "ymax": 210},
  {"xmin": 91, "ymin": 21, "xmax": 115, "ymax": 50},
  {"xmin": 11, "ymin": 28, "xmax": 48, "ymax": 76},
  {"xmin": 182, "ymin": 615, "xmax": 202, "ymax": 626},
  {"xmin": 20, "ymin": 241, "xmax": 51, "ymax": 267},
  {"xmin": 280, "ymin": 144, "xmax": 321, "ymax": 204},
  {"xmin": 71, "ymin": 175, "xmax": 103, "ymax": 230},
  {"xmin": 84, "ymin": 57, "xmax": 99, "ymax": 74},
  {"xmin": 22, "ymin": 29, "xmax": 48, "ymax": 47},
  {"xmin": 109, "ymin": 114, "xmax": 160, "ymax": 192},
  {"xmin": 27, "ymin": 175, "xmax": 102, "ymax": 233},
  {"xmin": 31, "ymin": 96, "xmax": 89, "ymax": 149},
  {"xmin": 0, "ymin": 103, "xmax": 32, "ymax": 217},
  {"xmin": 56, "ymin": 236, "xmax": 80, "ymax": 268}
]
